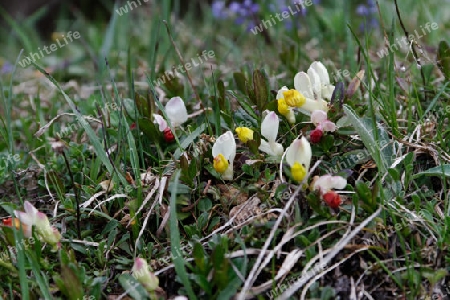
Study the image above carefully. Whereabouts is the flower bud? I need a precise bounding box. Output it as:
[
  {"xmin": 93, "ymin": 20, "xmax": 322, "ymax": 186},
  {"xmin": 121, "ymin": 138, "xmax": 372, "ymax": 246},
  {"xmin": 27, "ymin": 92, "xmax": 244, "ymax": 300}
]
[
  {"xmin": 163, "ymin": 128, "xmax": 175, "ymax": 143},
  {"xmin": 310, "ymin": 128, "xmax": 324, "ymax": 144},
  {"xmin": 235, "ymin": 127, "xmax": 254, "ymax": 143},
  {"xmin": 322, "ymin": 191, "xmax": 341, "ymax": 209},
  {"xmin": 132, "ymin": 258, "xmax": 159, "ymax": 292}
]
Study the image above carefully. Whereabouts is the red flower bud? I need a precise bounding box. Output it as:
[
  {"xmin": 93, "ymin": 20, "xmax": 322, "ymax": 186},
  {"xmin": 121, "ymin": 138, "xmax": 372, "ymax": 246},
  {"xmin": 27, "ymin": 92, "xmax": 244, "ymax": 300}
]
[
  {"xmin": 163, "ymin": 128, "xmax": 175, "ymax": 143},
  {"xmin": 2, "ymin": 217, "xmax": 13, "ymax": 227},
  {"xmin": 130, "ymin": 123, "xmax": 137, "ymax": 130},
  {"xmin": 322, "ymin": 191, "xmax": 341, "ymax": 209},
  {"xmin": 310, "ymin": 128, "xmax": 323, "ymax": 144}
]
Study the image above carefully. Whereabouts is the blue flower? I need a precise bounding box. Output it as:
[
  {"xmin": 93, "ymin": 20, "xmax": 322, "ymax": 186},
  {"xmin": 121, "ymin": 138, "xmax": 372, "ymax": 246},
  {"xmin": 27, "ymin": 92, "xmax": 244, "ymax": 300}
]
[
  {"xmin": 356, "ymin": 0, "xmax": 379, "ymax": 32},
  {"xmin": 212, "ymin": 0, "xmax": 228, "ymax": 19},
  {"xmin": 1, "ymin": 61, "xmax": 13, "ymax": 74},
  {"xmin": 211, "ymin": 0, "xmax": 321, "ymax": 32}
]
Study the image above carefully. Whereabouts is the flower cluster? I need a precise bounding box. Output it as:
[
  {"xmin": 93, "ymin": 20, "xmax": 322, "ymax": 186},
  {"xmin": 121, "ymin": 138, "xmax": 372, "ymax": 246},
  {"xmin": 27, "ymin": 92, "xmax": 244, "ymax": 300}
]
[
  {"xmin": 211, "ymin": 0, "xmax": 319, "ymax": 32},
  {"xmin": 153, "ymin": 96, "xmax": 189, "ymax": 143},
  {"xmin": 277, "ymin": 61, "xmax": 336, "ymax": 144},
  {"xmin": 356, "ymin": 0, "xmax": 378, "ymax": 32},
  {"xmin": 8, "ymin": 201, "xmax": 62, "ymax": 250},
  {"xmin": 211, "ymin": 61, "xmax": 347, "ymax": 209},
  {"xmin": 311, "ymin": 175, "xmax": 347, "ymax": 209}
]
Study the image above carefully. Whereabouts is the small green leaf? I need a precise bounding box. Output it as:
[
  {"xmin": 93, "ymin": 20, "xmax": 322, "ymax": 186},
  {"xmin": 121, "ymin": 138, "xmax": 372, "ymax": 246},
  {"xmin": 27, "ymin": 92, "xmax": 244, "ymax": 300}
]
[
  {"xmin": 438, "ymin": 41, "xmax": 450, "ymax": 80},
  {"xmin": 247, "ymin": 131, "xmax": 261, "ymax": 155},
  {"xmin": 355, "ymin": 180, "xmax": 376, "ymax": 211},
  {"xmin": 218, "ymin": 80, "xmax": 225, "ymax": 101},
  {"xmin": 253, "ymin": 69, "xmax": 270, "ymax": 113},
  {"xmin": 330, "ymin": 81, "xmax": 345, "ymax": 114},
  {"xmin": 233, "ymin": 72, "xmax": 247, "ymax": 93},
  {"xmin": 193, "ymin": 242, "xmax": 207, "ymax": 273},
  {"xmin": 118, "ymin": 274, "xmax": 149, "ymax": 300},
  {"xmin": 343, "ymin": 105, "xmax": 393, "ymax": 173},
  {"xmin": 413, "ymin": 164, "xmax": 450, "ymax": 178}
]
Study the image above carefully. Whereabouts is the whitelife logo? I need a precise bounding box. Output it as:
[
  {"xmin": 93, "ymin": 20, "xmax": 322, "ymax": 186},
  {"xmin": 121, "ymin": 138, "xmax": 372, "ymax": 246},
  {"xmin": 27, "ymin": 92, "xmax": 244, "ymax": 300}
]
[
  {"xmin": 116, "ymin": 0, "xmax": 149, "ymax": 16},
  {"xmin": 152, "ymin": 50, "xmax": 215, "ymax": 87},
  {"xmin": 250, "ymin": 0, "xmax": 314, "ymax": 35},
  {"xmin": 18, "ymin": 31, "xmax": 81, "ymax": 68},
  {"xmin": 376, "ymin": 22, "xmax": 439, "ymax": 58}
]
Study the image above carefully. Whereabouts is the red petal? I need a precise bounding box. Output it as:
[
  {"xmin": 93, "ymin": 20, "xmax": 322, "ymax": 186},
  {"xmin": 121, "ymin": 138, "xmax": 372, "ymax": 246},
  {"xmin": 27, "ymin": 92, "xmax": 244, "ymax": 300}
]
[
  {"xmin": 163, "ymin": 128, "xmax": 175, "ymax": 143},
  {"xmin": 322, "ymin": 191, "xmax": 341, "ymax": 209},
  {"xmin": 2, "ymin": 217, "xmax": 13, "ymax": 227},
  {"xmin": 310, "ymin": 128, "xmax": 323, "ymax": 144}
]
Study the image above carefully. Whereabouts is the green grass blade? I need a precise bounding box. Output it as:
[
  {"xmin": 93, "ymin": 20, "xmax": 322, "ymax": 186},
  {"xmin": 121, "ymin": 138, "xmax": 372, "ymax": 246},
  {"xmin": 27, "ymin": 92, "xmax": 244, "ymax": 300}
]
[
  {"xmin": 169, "ymin": 170, "xmax": 197, "ymax": 300},
  {"xmin": 30, "ymin": 61, "xmax": 128, "ymax": 187}
]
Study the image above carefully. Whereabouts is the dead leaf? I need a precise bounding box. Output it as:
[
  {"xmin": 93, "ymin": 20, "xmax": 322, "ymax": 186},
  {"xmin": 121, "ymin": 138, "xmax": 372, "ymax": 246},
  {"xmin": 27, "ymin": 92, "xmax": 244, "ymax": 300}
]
[
  {"xmin": 346, "ymin": 69, "xmax": 365, "ymax": 98},
  {"xmin": 217, "ymin": 184, "xmax": 248, "ymax": 205},
  {"xmin": 229, "ymin": 197, "xmax": 262, "ymax": 225}
]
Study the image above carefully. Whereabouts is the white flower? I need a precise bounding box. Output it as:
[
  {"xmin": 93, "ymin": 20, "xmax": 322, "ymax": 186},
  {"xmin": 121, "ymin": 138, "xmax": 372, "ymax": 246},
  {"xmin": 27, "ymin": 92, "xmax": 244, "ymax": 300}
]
[
  {"xmin": 293, "ymin": 61, "xmax": 335, "ymax": 113},
  {"xmin": 311, "ymin": 110, "xmax": 336, "ymax": 132},
  {"xmin": 259, "ymin": 111, "xmax": 284, "ymax": 157},
  {"xmin": 153, "ymin": 96, "xmax": 189, "ymax": 131},
  {"xmin": 165, "ymin": 96, "xmax": 188, "ymax": 127},
  {"xmin": 13, "ymin": 201, "xmax": 38, "ymax": 238},
  {"xmin": 13, "ymin": 201, "xmax": 61, "ymax": 248},
  {"xmin": 312, "ymin": 175, "xmax": 347, "ymax": 193},
  {"xmin": 212, "ymin": 131, "xmax": 236, "ymax": 180},
  {"xmin": 285, "ymin": 137, "xmax": 312, "ymax": 182}
]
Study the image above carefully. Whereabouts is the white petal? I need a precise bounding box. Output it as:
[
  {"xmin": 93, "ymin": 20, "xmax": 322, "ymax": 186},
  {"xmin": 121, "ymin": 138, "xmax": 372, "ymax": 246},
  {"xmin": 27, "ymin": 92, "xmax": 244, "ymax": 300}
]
[
  {"xmin": 165, "ymin": 96, "xmax": 188, "ymax": 126},
  {"xmin": 321, "ymin": 84, "xmax": 335, "ymax": 100},
  {"xmin": 293, "ymin": 72, "xmax": 314, "ymax": 99},
  {"xmin": 259, "ymin": 140, "xmax": 273, "ymax": 156},
  {"xmin": 321, "ymin": 120, "xmax": 336, "ymax": 132},
  {"xmin": 212, "ymin": 131, "xmax": 236, "ymax": 162},
  {"xmin": 270, "ymin": 142, "xmax": 284, "ymax": 157},
  {"xmin": 259, "ymin": 140, "xmax": 283, "ymax": 157},
  {"xmin": 307, "ymin": 68, "xmax": 322, "ymax": 100},
  {"xmin": 222, "ymin": 161, "xmax": 234, "ymax": 180},
  {"xmin": 285, "ymin": 137, "xmax": 312, "ymax": 170},
  {"xmin": 286, "ymin": 109, "xmax": 296, "ymax": 124},
  {"xmin": 309, "ymin": 61, "xmax": 331, "ymax": 86},
  {"xmin": 14, "ymin": 210, "xmax": 34, "ymax": 226},
  {"xmin": 300, "ymin": 98, "xmax": 328, "ymax": 113},
  {"xmin": 261, "ymin": 112, "xmax": 279, "ymax": 143},
  {"xmin": 24, "ymin": 201, "xmax": 38, "ymax": 223},
  {"xmin": 276, "ymin": 86, "xmax": 289, "ymax": 100},
  {"xmin": 311, "ymin": 110, "xmax": 328, "ymax": 126},
  {"xmin": 313, "ymin": 175, "xmax": 347, "ymax": 192},
  {"xmin": 332, "ymin": 176, "xmax": 347, "ymax": 189},
  {"xmin": 153, "ymin": 114, "xmax": 167, "ymax": 131}
]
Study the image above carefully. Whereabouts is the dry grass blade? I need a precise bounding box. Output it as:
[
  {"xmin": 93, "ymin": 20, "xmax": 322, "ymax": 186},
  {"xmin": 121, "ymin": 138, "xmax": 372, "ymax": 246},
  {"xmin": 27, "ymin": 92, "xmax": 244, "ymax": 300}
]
[
  {"xmin": 87, "ymin": 194, "xmax": 128, "ymax": 216},
  {"xmin": 278, "ymin": 206, "xmax": 382, "ymax": 299}
]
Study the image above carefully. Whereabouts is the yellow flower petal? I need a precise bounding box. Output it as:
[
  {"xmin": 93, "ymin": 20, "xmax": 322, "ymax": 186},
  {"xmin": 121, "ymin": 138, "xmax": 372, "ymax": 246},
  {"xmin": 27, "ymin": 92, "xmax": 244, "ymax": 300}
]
[
  {"xmin": 235, "ymin": 127, "xmax": 254, "ymax": 143},
  {"xmin": 213, "ymin": 153, "xmax": 229, "ymax": 174},
  {"xmin": 282, "ymin": 89, "xmax": 306, "ymax": 107},
  {"xmin": 291, "ymin": 162, "xmax": 307, "ymax": 182},
  {"xmin": 277, "ymin": 98, "xmax": 289, "ymax": 116}
]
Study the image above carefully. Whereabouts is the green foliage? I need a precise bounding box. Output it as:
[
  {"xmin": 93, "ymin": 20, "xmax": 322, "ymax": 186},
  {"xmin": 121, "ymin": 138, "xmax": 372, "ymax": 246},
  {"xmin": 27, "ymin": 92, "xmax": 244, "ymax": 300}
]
[{"xmin": 1, "ymin": 0, "xmax": 449, "ymax": 298}]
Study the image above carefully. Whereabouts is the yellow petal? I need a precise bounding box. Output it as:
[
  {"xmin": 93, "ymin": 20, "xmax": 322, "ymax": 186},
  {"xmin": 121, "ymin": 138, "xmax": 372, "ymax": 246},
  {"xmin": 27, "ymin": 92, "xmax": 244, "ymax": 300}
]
[
  {"xmin": 235, "ymin": 127, "xmax": 254, "ymax": 143},
  {"xmin": 282, "ymin": 89, "xmax": 306, "ymax": 107},
  {"xmin": 291, "ymin": 162, "xmax": 307, "ymax": 182},
  {"xmin": 213, "ymin": 153, "xmax": 229, "ymax": 174},
  {"xmin": 277, "ymin": 98, "xmax": 289, "ymax": 116}
]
